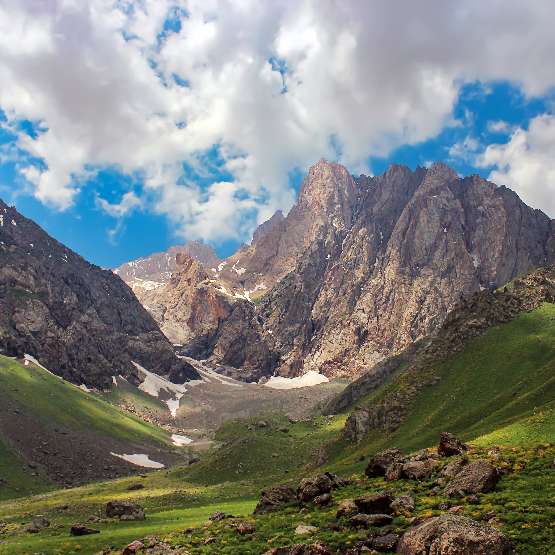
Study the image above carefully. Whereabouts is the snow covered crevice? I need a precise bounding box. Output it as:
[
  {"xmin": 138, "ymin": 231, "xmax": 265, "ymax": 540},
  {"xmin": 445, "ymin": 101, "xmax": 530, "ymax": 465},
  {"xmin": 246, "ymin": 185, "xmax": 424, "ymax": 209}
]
[{"xmin": 132, "ymin": 361, "xmax": 187, "ymax": 417}]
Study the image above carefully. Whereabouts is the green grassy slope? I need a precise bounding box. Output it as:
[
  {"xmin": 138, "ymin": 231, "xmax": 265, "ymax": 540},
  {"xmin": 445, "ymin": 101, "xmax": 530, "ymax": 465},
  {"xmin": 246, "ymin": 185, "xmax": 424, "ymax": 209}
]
[
  {"xmin": 332, "ymin": 303, "xmax": 555, "ymax": 465},
  {"xmin": 0, "ymin": 356, "xmax": 169, "ymax": 445}
]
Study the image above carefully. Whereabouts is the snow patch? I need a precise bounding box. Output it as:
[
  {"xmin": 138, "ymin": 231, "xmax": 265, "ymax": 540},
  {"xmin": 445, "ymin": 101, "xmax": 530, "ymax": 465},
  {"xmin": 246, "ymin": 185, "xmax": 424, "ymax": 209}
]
[
  {"xmin": 264, "ymin": 371, "xmax": 329, "ymax": 390},
  {"xmin": 79, "ymin": 384, "xmax": 91, "ymax": 392},
  {"xmin": 112, "ymin": 376, "xmax": 118, "ymax": 386},
  {"xmin": 132, "ymin": 278, "xmax": 164, "ymax": 291},
  {"xmin": 110, "ymin": 452, "xmax": 164, "ymax": 468},
  {"xmin": 171, "ymin": 434, "xmax": 193, "ymax": 446},
  {"xmin": 471, "ymin": 253, "xmax": 480, "ymax": 269},
  {"xmin": 133, "ymin": 362, "xmax": 187, "ymax": 417},
  {"xmin": 217, "ymin": 261, "xmax": 227, "ymax": 271}
]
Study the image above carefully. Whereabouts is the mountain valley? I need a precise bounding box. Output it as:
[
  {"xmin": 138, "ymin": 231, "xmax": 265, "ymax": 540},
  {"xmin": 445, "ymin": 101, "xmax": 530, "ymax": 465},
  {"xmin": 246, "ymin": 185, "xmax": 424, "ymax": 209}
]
[{"xmin": 0, "ymin": 162, "xmax": 554, "ymax": 554}]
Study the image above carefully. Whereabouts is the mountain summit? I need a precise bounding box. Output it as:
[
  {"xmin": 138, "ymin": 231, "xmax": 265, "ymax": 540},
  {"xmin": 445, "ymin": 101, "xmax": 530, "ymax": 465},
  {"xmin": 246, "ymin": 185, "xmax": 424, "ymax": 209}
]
[{"xmin": 118, "ymin": 161, "xmax": 555, "ymax": 381}]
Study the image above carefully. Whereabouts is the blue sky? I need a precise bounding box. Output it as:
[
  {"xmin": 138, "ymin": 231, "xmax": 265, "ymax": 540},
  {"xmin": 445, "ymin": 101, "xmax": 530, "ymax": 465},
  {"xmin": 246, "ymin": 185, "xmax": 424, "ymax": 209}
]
[{"xmin": 1, "ymin": 2, "xmax": 554, "ymax": 268}]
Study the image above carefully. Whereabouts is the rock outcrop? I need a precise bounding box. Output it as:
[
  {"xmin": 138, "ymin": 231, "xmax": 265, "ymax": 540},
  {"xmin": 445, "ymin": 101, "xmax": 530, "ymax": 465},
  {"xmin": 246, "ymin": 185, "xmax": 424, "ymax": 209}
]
[
  {"xmin": 0, "ymin": 199, "xmax": 198, "ymax": 388},
  {"xmin": 397, "ymin": 514, "xmax": 512, "ymax": 554},
  {"xmin": 119, "ymin": 160, "xmax": 555, "ymax": 381}
]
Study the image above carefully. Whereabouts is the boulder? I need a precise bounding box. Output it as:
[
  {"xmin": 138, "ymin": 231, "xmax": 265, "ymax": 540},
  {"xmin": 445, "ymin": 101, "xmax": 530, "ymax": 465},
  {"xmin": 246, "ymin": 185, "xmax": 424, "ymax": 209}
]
[
  {"xmin": 25, "ymin": 516, "xmax": 50, "ymax": 533},
  {"xmin": 254, "ymin": 485, "xmax": 296, "ymax": 514},
  {"xmin": 390, "ymin": 495, "xmax": 415, "ymax": 515},
  {"xmin": 297, "ymin": 472, "xmax": 345, "ymax": 503},
  {"xmin": 371, "ymin": 533, "xmax": 399, "ymax": 552},
  {"xmin": 444, "ymin": 460, "xmax": 499, "ymax": 497},
  {"xmin": 349, "ymin": 513, "xmax": 393, "ymax": 528},
  {"xmin": 438, "ymin": 432, "xmax": 468, "ymax": 457},
  {"xmin": 385, "ymin": 463, "xmax": 404, "ymax": 481},
  {"xmin": 126, "ymin": 483, "xmax": 145, "ymax": 491},
  {"xmin": 401, "ymin": 459, "xmax": 438, "ymax": 480},
  {"xmin": 354, "ymin": 493, "xmax": 393, "ymax": 514},
  {"xmin": 441, "ymin": 457, "xmax": 467, "ymax": 478},
  {"xmin": 105, "ymin": 501, "xmax": 145, "ymax": 521},
  {"xmin": 396, "ymin": 514, "xmax": 512, "ymax": 554},
  {"xmin": 70, "ymin": 525, "xmax": 100, "ymax": 536},
  {"xmin": 343, "ymin": 407, "xmax": 371, "ymax": 442},
  {"xmin": 365, "ymin": 448, "xmax": 405, "ymax": 477}
]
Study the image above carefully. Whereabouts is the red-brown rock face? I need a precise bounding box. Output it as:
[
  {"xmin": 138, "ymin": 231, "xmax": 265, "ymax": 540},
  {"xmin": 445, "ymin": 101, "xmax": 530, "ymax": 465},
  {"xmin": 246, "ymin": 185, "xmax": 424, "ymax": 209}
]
[{"xmin": 119, "ymin": 160, "xmax": 555, "ymax": 381}]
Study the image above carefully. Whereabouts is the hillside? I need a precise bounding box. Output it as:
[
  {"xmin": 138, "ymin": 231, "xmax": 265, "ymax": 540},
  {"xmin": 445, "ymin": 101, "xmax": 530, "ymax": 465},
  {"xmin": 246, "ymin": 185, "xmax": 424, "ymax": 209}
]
[
  {"xmin": 0, "ymin": 267, "xmax": 553, "ymax": 553},
  {"xmin": 0, "ymin": 199, "xmax": 198, "ymax": 389},
  {"xmin": 119, "ymin": 161, "xmax": 555, "ymax": 382},
  {"xmin": 0, "ymin": 355, "xmax": 186, "ymax": 497}
]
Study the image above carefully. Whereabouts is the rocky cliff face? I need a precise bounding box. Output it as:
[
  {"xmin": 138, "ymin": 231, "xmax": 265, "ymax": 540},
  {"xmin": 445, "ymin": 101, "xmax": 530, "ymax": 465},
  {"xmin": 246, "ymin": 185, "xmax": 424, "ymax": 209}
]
[
  {"xmin": 0, "ymin": 199, "xmax": 199, "ymax": 388},
  {"xmin": 119, "ymin": 160, "xmax": 555, "ymax": 381}
]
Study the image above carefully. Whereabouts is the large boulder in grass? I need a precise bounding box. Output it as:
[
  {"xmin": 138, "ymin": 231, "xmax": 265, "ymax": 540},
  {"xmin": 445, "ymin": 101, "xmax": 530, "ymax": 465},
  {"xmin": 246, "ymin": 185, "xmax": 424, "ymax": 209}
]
[
  {"xmin": 397, "ymin": 514, "xmax": 512, "ymax": 554},
  {"xmin": 297, "ymin": 472, "xmax": 346, "ymax": 503},
  {"xmin": 402, "ymin": 459, "xmax": 439, "ymax": 480},
  {"xmin": 105, "ymin": 501, "xmax": 145, "ymax": 521},
  {"xmin": 438, "ymin": 432, "xmax": 468, "ymax": 457},
  {"xmin": 254, "ymin": 485, "xmax": 296, "ymax": 514},
  {"xmin": 365, "ymin": 448, "xmax": 405, "ymax": 477},
  {"xmin": 354, "ymin": 492, "xmax": 393, "ymax": 514},
  {"xmin": 444, "ymin": 460, "xmax": 499, "ymax": 497}
]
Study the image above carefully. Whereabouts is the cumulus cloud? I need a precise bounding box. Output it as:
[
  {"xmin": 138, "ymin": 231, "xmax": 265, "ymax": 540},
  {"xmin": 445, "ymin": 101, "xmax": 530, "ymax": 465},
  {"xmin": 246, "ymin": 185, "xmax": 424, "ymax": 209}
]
[
  {"xmin": 478, "ymin": 114, "xmax": 555, "ymax": 217},
  {"xmin": 1, "ymin": 0, "xmax": 555, "ymax": 242}
]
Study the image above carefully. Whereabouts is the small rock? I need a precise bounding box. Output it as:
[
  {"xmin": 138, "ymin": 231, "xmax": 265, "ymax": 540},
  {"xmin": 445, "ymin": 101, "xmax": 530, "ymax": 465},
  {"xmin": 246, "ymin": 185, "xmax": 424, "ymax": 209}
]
[
  {"xmin": 235, "ymin": 522, "xmax": 256, "ymax": 534},
  {"xmin": 385, "ymin": 463, "xmax": 404, "ymax": 481},
  {"xmin": 295, "ymin": 524, "xmax": 319, "ymax": 535},
  {"xmin": 208, "ymin": 511, "xmax": 230, "ymax": 522},
  {"xmin": 70, "ymin": 525, "xmax": 100, "ymax": 536},
  {"xmin": 448, "ymin": 505, "xmax": 464, "ymax": 514},
  {"xmin": 313, "ymin": 493, "xmax": 331, "ymax": 506},
  {"xmin": 390, "ymin": 494, "xmax": 415, "ymax": 515},
  {"xmin": 257, "ymin": 420, "xmax": 268, "ymax": 428},
  {"xmin": 438, "ymin": 432, "xmax": 468, "ymax": 457},
  {"xmin": 122, "ymin": 540, "xmax": 144, "ymax": 554},
  {"xmin": 278, "ymin": 427, "xmax": 290, "ymax": 433},
  {"xmin": 25, "ymin": 516, "xmax": 50, "ymax": 533},
  {"xmin": 336, "ymin": 499, "xmax": 358, "ymax": 518},
  {"xmin": 467, "ymin": 494, "xmax": 480, "ymax": 504}
]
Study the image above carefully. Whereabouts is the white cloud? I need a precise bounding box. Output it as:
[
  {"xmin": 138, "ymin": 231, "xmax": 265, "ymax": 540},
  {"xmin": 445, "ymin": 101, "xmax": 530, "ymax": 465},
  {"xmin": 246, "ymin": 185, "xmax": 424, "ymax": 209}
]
[
  {"xmin": 487, "ymin": 120, "xmax": 512, "ymax": 134},
  {"xmin": 96, "ymin": 191, "xmax": 143, "ymax": 218},
  {"xmin": 1, "ymin": 0, "xmax": 555, "ymax": 242},
  {"xmin": 448, "ymin": 135, "xmax": 481, "ymax": 163},
  {"xmin": 478, "ymin": 114, "xmax": 555, "ymax": 217}
]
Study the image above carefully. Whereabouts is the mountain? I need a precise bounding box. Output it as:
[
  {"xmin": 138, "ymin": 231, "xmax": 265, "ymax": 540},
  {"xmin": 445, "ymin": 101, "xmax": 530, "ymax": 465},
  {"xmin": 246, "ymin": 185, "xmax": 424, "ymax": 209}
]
[
  {"xmin": 114, "ymin": 240, "xmax": 220, "ymax": 292},
  {"xmin": 118, "ymin": 160, "xmax": 555, "ymax": 381},
  {"xmin": 0, "ymin": 199, "xmax": 199, "ymax": 388}
]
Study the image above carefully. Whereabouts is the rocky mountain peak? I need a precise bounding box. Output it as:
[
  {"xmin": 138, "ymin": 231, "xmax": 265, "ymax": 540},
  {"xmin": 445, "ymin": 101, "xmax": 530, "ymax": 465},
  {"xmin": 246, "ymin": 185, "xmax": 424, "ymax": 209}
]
[{"xmin": 0, "ymin": 199, "xmax": 198, "ymax": 387}]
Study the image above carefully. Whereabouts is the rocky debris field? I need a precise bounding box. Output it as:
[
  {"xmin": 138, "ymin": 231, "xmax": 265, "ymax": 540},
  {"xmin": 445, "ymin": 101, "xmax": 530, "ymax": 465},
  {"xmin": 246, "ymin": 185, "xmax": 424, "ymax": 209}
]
[{"xmin": 95, "ymin": 434, "xmax": 553, "ymax": 554}]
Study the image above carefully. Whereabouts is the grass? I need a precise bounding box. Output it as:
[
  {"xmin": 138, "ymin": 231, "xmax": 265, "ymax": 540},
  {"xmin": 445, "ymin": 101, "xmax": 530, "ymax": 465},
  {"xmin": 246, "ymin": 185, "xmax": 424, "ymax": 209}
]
[
  {"xmin": 0, "ymin": 439, "xmax": 51, "ymax": 501},
  {"xmin": 0, "ymin": 356, "xmax": 170, "ymax": 446},
  {"xmin": 332, "ymin": 303, "xmax": 555, "ymax": 464},
  {"xmin": 1, "ymin": 304, "xmax": 554, "ymax": 553}
]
